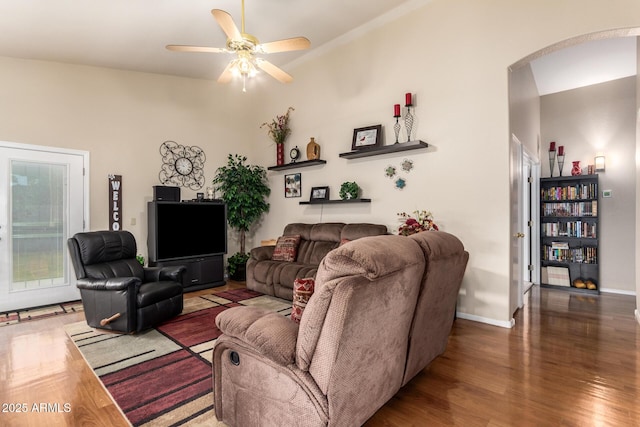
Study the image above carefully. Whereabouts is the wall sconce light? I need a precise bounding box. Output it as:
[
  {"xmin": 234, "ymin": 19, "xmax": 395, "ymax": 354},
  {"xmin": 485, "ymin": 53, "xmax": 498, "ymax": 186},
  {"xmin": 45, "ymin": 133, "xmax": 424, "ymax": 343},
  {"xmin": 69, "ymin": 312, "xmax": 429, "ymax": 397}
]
[{"xmin": 594, "ymin": 154, "xmax": 605, "ymax": 172}]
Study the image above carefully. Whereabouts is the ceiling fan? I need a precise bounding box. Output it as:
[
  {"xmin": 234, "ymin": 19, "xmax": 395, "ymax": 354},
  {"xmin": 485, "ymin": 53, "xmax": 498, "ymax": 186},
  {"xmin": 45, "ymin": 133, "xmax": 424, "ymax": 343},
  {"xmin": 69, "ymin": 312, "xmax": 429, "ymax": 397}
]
[{"xmin": 166, "ymin": 0, "xmax": 311, "ymax": 91}]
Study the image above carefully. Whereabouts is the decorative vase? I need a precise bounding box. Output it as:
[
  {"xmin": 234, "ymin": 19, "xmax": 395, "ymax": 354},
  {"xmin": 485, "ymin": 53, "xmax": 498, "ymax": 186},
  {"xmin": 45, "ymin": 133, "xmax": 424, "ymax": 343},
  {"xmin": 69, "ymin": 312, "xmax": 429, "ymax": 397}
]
[
  {"xmin": 306, "ymin": 137, "xmax": 320, "ymax": 160},
  {"xmin": 571, "ymin": 161, "xmax": 582, "ymax": 176},
  {"xmin": 276, "ymin": 143, "xmax": 284, "ymax": 166}
]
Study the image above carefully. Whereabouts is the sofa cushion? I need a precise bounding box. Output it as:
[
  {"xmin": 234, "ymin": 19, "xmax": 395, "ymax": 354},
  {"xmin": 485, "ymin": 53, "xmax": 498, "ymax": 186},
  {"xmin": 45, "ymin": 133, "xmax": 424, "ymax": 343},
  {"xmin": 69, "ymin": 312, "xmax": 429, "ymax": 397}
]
[
  {"xmin": 272, "ymin": 235, "xmax": 302, "ymax": 262},
  {"xmin": 340, "ymin": 223, "xmax": 388, "ymax": 241},
  {"xmin": 291, "ymin": 277, "xmax": 315, "ymax": 323},
  {"xmin": 296, "ymin": 223, "xmax": 344, "ymax": 264},
  {"xmin": 215, "ymin": 306, "xmax": 299, "ymax": 366}
]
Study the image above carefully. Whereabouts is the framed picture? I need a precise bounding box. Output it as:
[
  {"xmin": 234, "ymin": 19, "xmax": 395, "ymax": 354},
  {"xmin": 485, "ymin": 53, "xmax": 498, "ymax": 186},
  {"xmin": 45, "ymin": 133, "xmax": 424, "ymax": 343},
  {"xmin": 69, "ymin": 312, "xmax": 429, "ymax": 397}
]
[
  {"xmin": 352, "ymin": 124, "xmax": 382, "ymax": 150},
  {"xmin": 285, "ymin": 173, "xmax": 301, "ymax": 198},
  {"xmin": 310, "ymin": 186, "xmax": 330, "ymax": 202}
]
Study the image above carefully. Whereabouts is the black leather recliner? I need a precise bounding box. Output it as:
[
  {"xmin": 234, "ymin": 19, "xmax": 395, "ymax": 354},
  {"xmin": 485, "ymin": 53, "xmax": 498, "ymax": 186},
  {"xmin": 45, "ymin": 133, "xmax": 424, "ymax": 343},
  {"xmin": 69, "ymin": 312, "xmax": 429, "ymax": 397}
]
[{"xmin": 67, "ymin": 230, "xmax": 184, "ymax": 333}]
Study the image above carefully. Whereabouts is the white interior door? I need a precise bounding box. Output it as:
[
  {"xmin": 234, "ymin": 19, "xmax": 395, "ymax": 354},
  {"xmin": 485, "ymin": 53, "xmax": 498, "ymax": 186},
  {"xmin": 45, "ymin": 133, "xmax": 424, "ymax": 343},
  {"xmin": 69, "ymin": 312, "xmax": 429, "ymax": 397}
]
[
  {"xmin": 510, "ymin": 135, "xmax": 524, "ymax": 318},
  {"xmin": 0, "ymin": 142, "xmax": 87, "ymax": 312}
]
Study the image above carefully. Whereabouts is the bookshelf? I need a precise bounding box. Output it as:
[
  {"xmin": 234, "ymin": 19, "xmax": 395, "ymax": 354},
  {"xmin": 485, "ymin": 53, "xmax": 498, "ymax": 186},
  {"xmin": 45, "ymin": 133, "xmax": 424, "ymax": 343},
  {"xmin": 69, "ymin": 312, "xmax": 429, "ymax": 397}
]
[{"xmin": 540, "ymin": 174, "xmax": 599, "ymax": 294}]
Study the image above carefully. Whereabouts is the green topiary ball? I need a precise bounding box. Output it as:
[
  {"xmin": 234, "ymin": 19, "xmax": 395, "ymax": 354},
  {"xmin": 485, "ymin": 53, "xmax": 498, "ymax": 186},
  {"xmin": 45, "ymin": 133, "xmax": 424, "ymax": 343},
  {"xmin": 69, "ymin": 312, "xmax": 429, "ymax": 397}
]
[{"xmin": 339, "ymin": 181, "xmax": 360, "ymax": 200}]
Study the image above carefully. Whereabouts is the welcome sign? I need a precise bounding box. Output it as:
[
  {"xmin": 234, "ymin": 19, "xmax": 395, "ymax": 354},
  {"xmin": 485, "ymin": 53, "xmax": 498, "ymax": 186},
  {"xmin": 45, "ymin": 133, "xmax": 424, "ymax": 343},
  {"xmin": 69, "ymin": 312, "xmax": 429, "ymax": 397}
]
[{"xmin": 108, "ymin": 174, "xmax": 122, "ymax": 231}]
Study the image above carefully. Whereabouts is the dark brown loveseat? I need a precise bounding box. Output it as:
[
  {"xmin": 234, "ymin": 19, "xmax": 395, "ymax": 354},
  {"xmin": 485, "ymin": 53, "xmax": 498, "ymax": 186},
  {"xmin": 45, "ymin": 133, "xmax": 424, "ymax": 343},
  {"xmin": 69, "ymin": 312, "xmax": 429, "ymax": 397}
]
[{"xmin": 246, "ymin": 222, "xmax": 387, "ymax": 300}]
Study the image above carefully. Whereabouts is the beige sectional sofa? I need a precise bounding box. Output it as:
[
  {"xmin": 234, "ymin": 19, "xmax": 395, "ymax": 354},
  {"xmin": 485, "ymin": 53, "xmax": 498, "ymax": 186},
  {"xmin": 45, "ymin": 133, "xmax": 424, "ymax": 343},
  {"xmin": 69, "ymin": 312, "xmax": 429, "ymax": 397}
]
[
  {"xmin": 246, "ymin": 222, "xmax": 388, "ymax": 300},
  {"xmin": 213, "ymin": 230, "xmax": 469, "ymax": 426}
]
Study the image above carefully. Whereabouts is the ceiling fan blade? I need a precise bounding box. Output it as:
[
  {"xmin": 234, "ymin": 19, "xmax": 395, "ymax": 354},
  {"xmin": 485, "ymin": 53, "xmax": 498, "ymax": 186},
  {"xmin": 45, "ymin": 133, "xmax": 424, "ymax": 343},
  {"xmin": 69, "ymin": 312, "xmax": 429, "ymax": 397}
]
[
  {"xmin": 256, "ymin": 59, "xmax": 293, "ymax": 83},
  {"xmin": 212, "ymin": 9, "xmax": 241, "ymax": 41},
  {"xmin": 259, "ymin": 37, "xmax": 311, "ymax": 54},
  {"xmin": 166, "ymin": 45, "xmax": 227, "ymax": 54},
  {"xmin": 217, "ymin": 62, "xmax": 235, "ymax": 84}
]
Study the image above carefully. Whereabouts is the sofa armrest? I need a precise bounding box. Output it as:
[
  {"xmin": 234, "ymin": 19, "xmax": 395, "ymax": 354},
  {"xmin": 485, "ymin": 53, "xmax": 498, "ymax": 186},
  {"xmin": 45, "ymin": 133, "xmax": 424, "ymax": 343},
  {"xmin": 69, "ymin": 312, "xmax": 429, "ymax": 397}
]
[
  {"xmin": 216, "ymin": 306, "xmax": 298, "ymax": 366},
  {"xmin": 144, "ymin": 265, "xmax": 186, "ymax": 283},
  {"xmin": 75, "ymin": 277, "xmax": 141, "ymax": 291},
  {"xmin": 250, "ymin": 245, "xmax": 275, "ymax": 261}
]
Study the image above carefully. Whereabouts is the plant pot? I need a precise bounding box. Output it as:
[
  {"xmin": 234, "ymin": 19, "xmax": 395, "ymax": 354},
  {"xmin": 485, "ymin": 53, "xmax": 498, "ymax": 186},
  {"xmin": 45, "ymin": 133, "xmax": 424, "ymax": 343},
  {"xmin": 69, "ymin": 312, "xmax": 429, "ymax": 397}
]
[{"xmin": 230, "ymin": 262, "xmax": 247, "ymax": 282}]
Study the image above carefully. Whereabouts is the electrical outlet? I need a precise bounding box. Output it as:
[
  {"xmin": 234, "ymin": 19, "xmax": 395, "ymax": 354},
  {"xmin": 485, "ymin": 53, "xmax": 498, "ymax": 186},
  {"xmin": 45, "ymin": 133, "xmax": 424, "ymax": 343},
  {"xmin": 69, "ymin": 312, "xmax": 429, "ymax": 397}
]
[{"xmin": 602, "ymin": 190, "xmax": 612, "ymax": 198}]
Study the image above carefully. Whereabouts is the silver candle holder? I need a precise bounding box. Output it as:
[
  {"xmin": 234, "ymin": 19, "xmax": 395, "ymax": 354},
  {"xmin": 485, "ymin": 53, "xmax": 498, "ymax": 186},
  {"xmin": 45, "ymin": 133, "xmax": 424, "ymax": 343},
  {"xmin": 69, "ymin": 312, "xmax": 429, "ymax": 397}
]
[
  {"xmin": 548, "ymin": 149, "xmax": 556, "ymax": 177},
  {"xmin": 557, "ymin": 153, "xmax": 565, "ymax": 176},
  {"xmin": 393, "ymin": 115, "xmax": 401, "ymax": 144},
  {"xmin": 404, "ymin": 104, "xmax": 414, "ymax": 142}
]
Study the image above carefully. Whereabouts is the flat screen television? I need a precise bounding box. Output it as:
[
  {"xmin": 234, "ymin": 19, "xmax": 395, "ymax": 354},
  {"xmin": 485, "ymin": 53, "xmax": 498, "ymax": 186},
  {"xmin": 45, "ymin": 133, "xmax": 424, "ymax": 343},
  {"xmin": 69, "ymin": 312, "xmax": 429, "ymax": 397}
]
[{"xmin": 147, "ymin": 201, "xmax": 227, "ymax": 262}]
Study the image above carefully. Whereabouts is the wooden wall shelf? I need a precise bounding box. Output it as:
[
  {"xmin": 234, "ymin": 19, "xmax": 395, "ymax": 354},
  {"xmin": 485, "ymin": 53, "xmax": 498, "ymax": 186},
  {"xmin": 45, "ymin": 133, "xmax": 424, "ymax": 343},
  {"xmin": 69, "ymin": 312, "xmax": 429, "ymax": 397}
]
[
  {"xmin": 267, "ymin": 159, "xmax": 326, "ymax": 171},
  {"xmin": 299, "ymin": 198, "xmax": 371, "ymax": 205},
  {"xmin": 339, "ymin": 140, "xmax": 428, "ymax": 159}
]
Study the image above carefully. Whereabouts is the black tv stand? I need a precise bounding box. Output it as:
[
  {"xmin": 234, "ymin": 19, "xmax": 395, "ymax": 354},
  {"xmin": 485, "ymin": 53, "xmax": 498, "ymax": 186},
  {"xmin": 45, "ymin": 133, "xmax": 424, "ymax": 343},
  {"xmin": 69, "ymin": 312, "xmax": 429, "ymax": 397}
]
[
  {"xmin": 147, "ymin": 200, "xmax": 228, "ymax": 292},
  {"xmin": 149, "ymin": 255, "xmax": 225, "ymax": 291}
]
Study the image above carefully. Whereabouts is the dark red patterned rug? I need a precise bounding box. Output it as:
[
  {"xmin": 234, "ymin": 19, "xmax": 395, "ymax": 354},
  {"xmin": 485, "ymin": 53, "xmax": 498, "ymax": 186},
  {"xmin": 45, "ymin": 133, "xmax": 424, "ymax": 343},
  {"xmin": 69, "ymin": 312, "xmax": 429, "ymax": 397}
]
[{"xmin": 65, "ymin": 288, "xmax": 292, "ymax": 426}]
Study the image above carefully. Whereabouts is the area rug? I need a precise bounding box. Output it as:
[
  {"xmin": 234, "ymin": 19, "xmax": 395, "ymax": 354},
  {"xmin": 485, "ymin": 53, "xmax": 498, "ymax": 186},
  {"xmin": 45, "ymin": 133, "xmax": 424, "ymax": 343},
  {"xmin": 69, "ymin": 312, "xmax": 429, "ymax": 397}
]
[
  {"xmin": 0, "ymin": 300, "xmax": 83, "ymax": 327},
  {"xmin": 65, "ymin": 288, "xmax": 292, "ymax": 426}
]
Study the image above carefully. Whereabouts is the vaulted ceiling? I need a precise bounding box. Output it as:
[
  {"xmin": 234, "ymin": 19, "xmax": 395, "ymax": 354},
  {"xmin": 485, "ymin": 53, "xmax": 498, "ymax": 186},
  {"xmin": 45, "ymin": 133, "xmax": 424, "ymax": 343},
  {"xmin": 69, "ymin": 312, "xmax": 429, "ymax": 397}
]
[
  {"xmin": 0, "ymin": 0, "xmax": 425, "ymax": 80},
  {"xmin": 1, "ymin": 1, "xmax": 635, "ymax": 92}
]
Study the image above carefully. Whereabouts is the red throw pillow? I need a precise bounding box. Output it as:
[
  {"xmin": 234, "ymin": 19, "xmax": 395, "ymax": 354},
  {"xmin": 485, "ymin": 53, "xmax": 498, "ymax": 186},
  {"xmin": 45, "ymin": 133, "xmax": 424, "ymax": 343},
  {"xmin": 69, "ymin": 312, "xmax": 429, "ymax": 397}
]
[
  {"xmin": 291, "ymin": 277, "xmax": 315, "ymax": 324},
  {"xmin": 271, "ymin": 235, "xmax": 301, "ymax": 262}
]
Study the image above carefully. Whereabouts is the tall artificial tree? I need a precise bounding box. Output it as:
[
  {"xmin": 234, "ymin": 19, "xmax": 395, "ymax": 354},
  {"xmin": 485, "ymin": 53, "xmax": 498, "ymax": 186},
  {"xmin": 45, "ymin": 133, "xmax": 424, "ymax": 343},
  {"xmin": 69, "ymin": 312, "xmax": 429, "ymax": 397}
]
[{"xmin": 212, "ymin": 154, "xmax": 270, "ymax": 256}]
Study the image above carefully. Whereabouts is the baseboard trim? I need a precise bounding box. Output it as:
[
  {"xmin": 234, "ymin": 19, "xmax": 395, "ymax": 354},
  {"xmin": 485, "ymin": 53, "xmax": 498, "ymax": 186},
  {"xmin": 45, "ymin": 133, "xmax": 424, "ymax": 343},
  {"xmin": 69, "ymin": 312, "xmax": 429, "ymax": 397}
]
[
  {"xmin": 600, "ymin": 288, "xmax": 636, "ymax": 296},
  {"xmin": 456, "ymin": 312, "xmax": 515, "ymax": 329}
]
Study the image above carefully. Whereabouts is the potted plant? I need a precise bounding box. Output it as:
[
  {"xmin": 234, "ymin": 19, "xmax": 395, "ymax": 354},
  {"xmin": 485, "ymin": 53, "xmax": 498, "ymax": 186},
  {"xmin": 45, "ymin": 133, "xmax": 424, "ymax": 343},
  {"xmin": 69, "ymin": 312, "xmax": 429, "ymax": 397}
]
[
  {"xmin": 213, "ymin": 154, "xmax": 271, "ymax": 281},
  {"xmin": 339, "ymin": 181, "xmax": 360, "ymax": 200}
]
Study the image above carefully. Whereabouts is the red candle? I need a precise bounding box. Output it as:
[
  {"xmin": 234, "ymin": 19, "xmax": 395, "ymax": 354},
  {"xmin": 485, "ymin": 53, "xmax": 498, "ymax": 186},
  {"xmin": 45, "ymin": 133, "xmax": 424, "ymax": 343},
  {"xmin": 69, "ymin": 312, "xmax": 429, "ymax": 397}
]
[
  {"xmin": 394, "ymin": 104, "xmax": 401, "ymax": 117},
  {"xmin": 549, "ymin": 141, "xmax": 556, "ymax": 151},
  {"xmin": 558, "ymin": 146, "xmax": 564, "ymax": 156},
  {"xmin": 405, "ymin": 92, "xmax": 412, "ymax": 106}
]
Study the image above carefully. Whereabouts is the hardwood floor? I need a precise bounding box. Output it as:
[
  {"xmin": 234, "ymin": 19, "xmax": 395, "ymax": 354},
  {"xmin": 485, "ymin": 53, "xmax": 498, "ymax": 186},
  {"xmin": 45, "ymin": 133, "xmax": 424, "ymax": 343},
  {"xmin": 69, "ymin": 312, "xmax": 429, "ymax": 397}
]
[{"xmin": 1, "ymin": 284, "xmax": 638, "ymax": 426}]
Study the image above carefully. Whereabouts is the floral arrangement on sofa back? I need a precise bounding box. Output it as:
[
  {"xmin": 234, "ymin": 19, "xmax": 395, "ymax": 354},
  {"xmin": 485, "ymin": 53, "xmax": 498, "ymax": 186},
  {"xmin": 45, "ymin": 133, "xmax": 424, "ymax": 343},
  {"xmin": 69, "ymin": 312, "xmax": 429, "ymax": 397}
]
[{"xmin": 397, "ymin": 210, "xmax": 439, "ymax": 235}]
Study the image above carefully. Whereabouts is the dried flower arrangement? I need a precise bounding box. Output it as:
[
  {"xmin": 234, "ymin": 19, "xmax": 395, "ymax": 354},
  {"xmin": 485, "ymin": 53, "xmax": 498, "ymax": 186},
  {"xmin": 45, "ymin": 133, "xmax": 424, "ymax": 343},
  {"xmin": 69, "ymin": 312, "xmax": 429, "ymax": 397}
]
[
  {"xmin": 397, "ymin": 210, "xmax": 439, "ymax": 235},
  {"xmin": 260, "ymin": 107, "xmax": 294, "ymax": 144}
]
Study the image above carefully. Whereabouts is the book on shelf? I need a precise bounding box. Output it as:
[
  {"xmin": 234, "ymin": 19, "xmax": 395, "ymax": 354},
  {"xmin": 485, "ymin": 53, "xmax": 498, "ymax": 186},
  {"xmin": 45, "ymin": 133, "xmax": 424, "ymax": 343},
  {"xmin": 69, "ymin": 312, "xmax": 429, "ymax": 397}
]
[{"xmin": 551, "ymin": 241, "xmax": 569, "ymax": 249}]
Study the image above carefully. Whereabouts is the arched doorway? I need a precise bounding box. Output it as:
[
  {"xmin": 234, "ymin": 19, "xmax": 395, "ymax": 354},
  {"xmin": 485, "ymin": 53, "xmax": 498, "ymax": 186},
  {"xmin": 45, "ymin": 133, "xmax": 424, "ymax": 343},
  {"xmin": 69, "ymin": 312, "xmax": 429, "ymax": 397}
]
[{"xmin": 508, "ymin": 28, "xmax": 640, "ymax": 321}]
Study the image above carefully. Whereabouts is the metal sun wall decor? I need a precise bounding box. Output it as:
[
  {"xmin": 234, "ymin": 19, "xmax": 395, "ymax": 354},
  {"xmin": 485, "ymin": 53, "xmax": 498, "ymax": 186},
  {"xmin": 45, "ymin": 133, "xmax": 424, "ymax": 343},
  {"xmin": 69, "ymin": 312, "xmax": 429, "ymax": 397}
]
[
  {"xmin": 384, "ymin": 158, "xmax": 414, "ymax": 190},
  {"xmin": 159, "ymin": 140, "xmax": 206, "ymax": 190}
]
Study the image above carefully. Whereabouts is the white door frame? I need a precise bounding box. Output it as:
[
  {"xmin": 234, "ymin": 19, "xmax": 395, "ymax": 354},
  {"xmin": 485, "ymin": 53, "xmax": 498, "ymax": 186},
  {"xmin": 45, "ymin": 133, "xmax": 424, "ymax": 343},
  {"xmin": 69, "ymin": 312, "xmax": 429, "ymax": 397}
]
[
  {"xmin": 518, "ymin": 149, "xmax": 540, "ymax": 300},
  {"xmin": 511, "ymin": 135, "xmax": 541, "ymax": 315},
  {"xmin": 0, "ymin": 141, "xmax": 89, "ymax": 311}
]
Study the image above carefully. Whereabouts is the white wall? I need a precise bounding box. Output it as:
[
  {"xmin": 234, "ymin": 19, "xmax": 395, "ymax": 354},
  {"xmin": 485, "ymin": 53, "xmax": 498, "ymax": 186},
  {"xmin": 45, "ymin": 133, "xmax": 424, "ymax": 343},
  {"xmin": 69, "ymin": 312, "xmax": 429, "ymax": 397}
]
[
  {"xmin": 1, "ymin": 0, "xmax": 640, "ymax": 326},
  {"xmin": 251, "ymin": 0, "xmax": 640, "ymax": 325},
  {"xmin": 541, "ymin": 77, "xmax": 637, "ymax": 293},
  {"xmin": 0, "ymin": 56, "xmax": 261, "ymax": 255}
]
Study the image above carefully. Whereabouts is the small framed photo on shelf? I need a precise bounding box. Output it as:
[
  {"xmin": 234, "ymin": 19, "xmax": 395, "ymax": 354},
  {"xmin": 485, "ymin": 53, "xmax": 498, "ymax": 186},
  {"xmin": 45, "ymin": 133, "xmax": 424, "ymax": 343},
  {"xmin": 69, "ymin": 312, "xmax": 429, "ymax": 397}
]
[
  {"xmin": 310, "ymin": 186, "xmax": 330, "ymax": 202},
  {"xmin": 352, "ymin": 124, "xmax": 382, "ymax": 150},
  {"xmin": 285, "ymin": 173, "xmax": 301, "ymax": 198}
]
